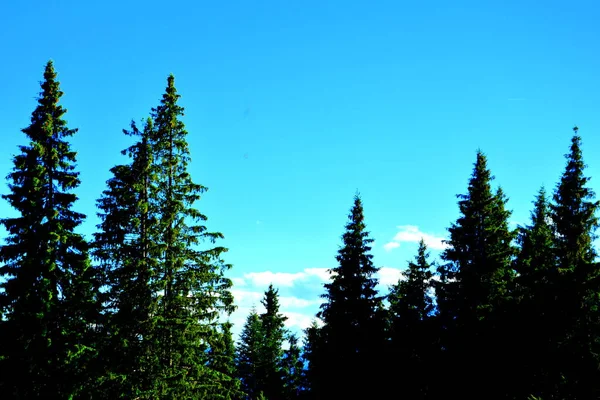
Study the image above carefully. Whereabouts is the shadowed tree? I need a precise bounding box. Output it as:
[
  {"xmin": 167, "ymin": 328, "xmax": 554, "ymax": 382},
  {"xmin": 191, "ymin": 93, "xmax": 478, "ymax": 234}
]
[
  {"xmin": 0, "ymin": 61, "xmax": 99, "ymax": 398},
  {"xmin": 92, "ymin": 118, "xmax": 157, "ymax": 398},
  {"xmin": 387, "ymin": 239, "xmax": 435, "ymax": 398},
  {"xmin": 435, "ymin": 150, "xmax": 516, "ymax": 399},
  {"xmin": 309, "ymin": 194, "xmax": 387, "ymax": 399},
  {"xmin": 547, "ymin": 127, "xmax": 600, "ymax": 398}
]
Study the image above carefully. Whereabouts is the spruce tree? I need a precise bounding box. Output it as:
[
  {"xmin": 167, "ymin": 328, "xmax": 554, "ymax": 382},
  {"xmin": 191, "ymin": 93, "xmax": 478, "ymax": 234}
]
[
  {"xmin": 92, "ymin": 118, "xmax": 157, "ymax": 397},
  {"xmin": 301, "ymin": 320, "xmax": 322, "ymax": 400},
  {"xmin": 0, "ymin": 61, "xmax": 99, "ymax": 398},
  {"xmin": 312, "ymin": 194, "xmax": 387, "ymax": 399},
  {"xmin": 513, "ymin": 187, "xmax": 558, "ymax": 398},
  {"xmin": 280, "ymin": 334, "xmax": 304, "ymax": 400},
  {"xmin": 236, "ymin": 308, "xmax": 265, "ymax": 399},
  {"xmin": 208, "ymin": 322, "xmax": 244, "ymax": 399},
  {"xmin": 387, "ymin": 239, "xmax": 435, "ymax": 398},
  {"xmin": 148, "ymin": 75, "xmax": 236, "ymax": 398},
  {"xmin": 259, "ymin": 284, "xmax": 288, "ymax": 400},
  {"xmin": 548, "ymin": 127, "xmax": 600, "ymax": 398},
  {"xmin": 436, "ymin": 150, "xmax": 516, "ymax": 398}
]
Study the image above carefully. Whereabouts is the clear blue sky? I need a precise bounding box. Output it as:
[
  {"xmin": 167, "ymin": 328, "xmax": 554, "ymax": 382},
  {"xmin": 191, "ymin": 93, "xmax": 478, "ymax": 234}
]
[{"xmin": 2, "ymin": 0, "xmax": 600, "ymax": 336}]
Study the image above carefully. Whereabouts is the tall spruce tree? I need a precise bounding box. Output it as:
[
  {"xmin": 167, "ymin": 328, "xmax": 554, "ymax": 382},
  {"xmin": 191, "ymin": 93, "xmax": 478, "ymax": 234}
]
[
  {"xmin": 311, "ymin": 194, "xmax": 387, "ymax": 399},
  {"xmin": 548, "ymin": 127, "xmax": 600, "ymax": 398},
  {"xmin": 301, "ymin": 320, "xmax": 322, "ymax": 400},
  {"xmin": 387, "ymin": 239, "xmax": 435, "ymax": 398},
  {"xmin": 236, "ymin": 308, "xmax": 265, "ymax": 399},
  {"xmin": 436, "ymin": 150, "xmax": 516, "ymax": 398},
  {"xmin": 92, "ymin": 118, "xmax": 157, "ymax": 398},
  {"xmin": 208, "ymin": 321, "xmax": 244, "ymax": 399},
  {"xmin": 259, "ymin": 284, "xmax": 288, "ymax": 400},
  {"xmin": 513, "ymin": 187, "xmax": 558, "ymax": 398},
  {"xmin": 280, "ymin": 333, "xmax": 304, "ymax": 400},
  {"xmin": 235, "ymin": 285, "xmax": 288, "ymax": 400},
  {"xmin": 148, "ymin": 74, "xmax": 236, "ymax": 397},
  {"xmin": 0, "ymin": 61, "xmax": 99, "ymax": 398}
]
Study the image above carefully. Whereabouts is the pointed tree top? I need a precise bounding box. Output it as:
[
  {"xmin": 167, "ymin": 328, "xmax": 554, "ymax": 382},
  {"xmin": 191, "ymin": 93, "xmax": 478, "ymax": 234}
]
[
  {"xmin": 573, "ymin": 125, "xmax": 579, "ymax": 133},
  {"xmin": 167, "ymin": 74, "xmax": 176, "ymax": 87}
]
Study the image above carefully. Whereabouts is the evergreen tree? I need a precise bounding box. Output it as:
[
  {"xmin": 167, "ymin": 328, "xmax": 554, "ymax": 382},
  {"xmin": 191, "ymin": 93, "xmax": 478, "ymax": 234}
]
[
  {"xmin": 149, "ymin": 74, "xmax": 236, "ymax": 397},
  {"xmin": 301, "ymin": 320, "xmax": 322, "ymax": 400},
  {"xmin": 436, "ymin": 150, "xmax": 516, "ymax": 398},
  {"xmin": 387, "ymin": 239, "xmax": 435, "ymax": 398},
  {"xmin": 0, "ymin": 61, "xmax": 99, "ymax": 398},
  {"xmin": 280, "ymin": 333, "xmax": 304, "ymax": 400},
  {"xmin": 236, "ymin": 285, "xmax": 288, "ymax": 400},
  {"xmin": 92, "ymin": 118, "xmax": 157, "ymax": 398},
  {"xmin": 259, "ymin": 284, "xmax": 288, "ymax": 400},
  {"xmin": 208, "ymin": 322, "xmax": 244, "ymax": 399},
  {"xmin": 311, "ymin": 194, "xmax": 387, "ymax": 399},
  {"xmin": 236, "ymin": 308, "xmax": 265, "ymax": 399},
  {"xmin": 513, "ymin": 187, "xmax": 557, "ymax": 397},
  {"xmin": 548, "ymin": 127, "xmax": 600, "ymax": 398}
]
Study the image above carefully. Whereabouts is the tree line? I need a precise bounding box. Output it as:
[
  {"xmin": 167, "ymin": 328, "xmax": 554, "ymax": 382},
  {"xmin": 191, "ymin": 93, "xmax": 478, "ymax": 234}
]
[{"xmin": 1, "ymin": 61, "xmax": 599, "ymax": 399}]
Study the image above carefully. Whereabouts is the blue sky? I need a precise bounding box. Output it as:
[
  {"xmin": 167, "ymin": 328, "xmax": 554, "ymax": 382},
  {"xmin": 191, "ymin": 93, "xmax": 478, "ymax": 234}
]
[{"xmin": 2, "ymin": 0, "xmax": 600, "ymax": 337}]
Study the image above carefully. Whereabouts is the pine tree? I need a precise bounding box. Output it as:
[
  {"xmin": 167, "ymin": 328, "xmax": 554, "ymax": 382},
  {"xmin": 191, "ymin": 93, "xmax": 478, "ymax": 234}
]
[
  {"xmin": 148, "ymin": 74, "xmax": 236, "ymax": 397},
  {"xmin": 259, "ymin": 284, "xmax": 288, "ymax": 400},
  {"xmin": 0, "ymin": 61, "xmax": 99, "ymax": 398},
  {"xmin": 280, "ymin": 333, "xmax": 305, "ymax": 400},
  {"xmin": 92, "ymin": 118, "xmax": 157, "ymax": 397},
  {"xmin": 436, "ymin": 150, "xmax": 516, "ymax": 398},
  {"xmin": 236, "ymin": 308, "xmax": 265, "ymax": 399},
  {"xmin": 548, "ymin": 127, "xmax": 600, "ymax": 398},
  {"xmin": 387, "ymin": 239, "xmax": 435, "ymax": 398},
  {"xmin": 312, "ymin": 194, "xmax": 387, "ymax": 399}
]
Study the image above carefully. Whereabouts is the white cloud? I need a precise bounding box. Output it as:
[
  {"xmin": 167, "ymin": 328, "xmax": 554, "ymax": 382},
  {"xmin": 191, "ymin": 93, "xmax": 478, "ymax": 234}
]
[
  {"xmin": 231, "ymin": 277, "xmax": 247, "ymax": 287},
  {"xmin": 244, "ymin": 271, "xmax": 306, "ymax": 287},
  {"xmin": 283, "ymin": 311, "xmax": 316, "ymax": 331},
  {"xmin": 383, "ymin": 242, "xmax": 400, "ymax": 252},
  {"xmin": 377, "ymin": 267, "xmax": 405, "ymax": 286},
  {"xmin": 385, "ymin": 225, "xmax": 448, "ymax": 251},
  {"xmin": 240, "ymin": 267, "xmax": 333, "ymax": 288}
]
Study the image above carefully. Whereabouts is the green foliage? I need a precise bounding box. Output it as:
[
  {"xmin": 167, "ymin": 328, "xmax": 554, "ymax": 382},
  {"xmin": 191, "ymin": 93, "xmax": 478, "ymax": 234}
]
[
  {"xmin": 546, "ymin": 127, "xmax": 600, "ymax": 398},
  {"xmin": 0, "ymin": 61, "xmax": 99, "ymax": 398},
  {"xmin": 236, "ymin": 285, "xmax": 289, "ymax": 400},
  {"xmin": 92, "ymin": 118, "xmax": 158, "ymax": 397},
  {"xmin": 436, "ymin": 150, "xmax": 516, "ymax": 398},
  {"xmin": 236, "ymin": 308, "xmax": 265, "ymax": 399},
  {"xmin": 387, "ymin": 239, "xmax": 435, "ymax": 398},
  {"xmin": 146, "ymin": 74, "xmax": 236, "ymax": 398},
  {"xmin": 280, "ymin": 333, "xmax": 304, "ymax": 400},
  {"xmin": 310, "ymin": 194, "xmax": 387, "ymax": 399}
]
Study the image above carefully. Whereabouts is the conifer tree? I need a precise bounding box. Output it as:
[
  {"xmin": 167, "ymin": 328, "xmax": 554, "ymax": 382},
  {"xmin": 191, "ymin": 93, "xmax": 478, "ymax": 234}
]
[
  {"xmin": 259, "ymin": 284, "xmax": 288, "ymax": 399},
  {"xmin": 548, "ymin": 127, "xmax": 600, "ymax": 397},
  {"xmin": 436, "ymin": 150, "xmax": 516, "ymax": 398},
  {"xmin": 302, "ymin": 320, "xmax": 322, "ymax": 399},
  {"xmin": 236, "ymin": 285, "xmax": 288, "ymax": 399},
  {"xmin": 236, "ymin": 308, "xmax": 265, "ymax": 399},
  {"xmin": 513, "ymin": 187, "xmax": 558, "ymax": 398},
  {"xmin": 92, "ymin": 118, "xmax": 157, "ymax": 397},
  {"xmin": 208, "ymin": 322, "xmax": 244, "ymax": 399},
  {"xmin": 312, "ymin": 194, "xmax": 387, "ymax": 399},
  {"xmin": 148, "ymin": 74, "xmax": 236, "ymax": 398},
  {"xmin": 387, "ymin": 239, "xmax": 435, "ymax": 398},
  {"xmin": 280, "ymin": 333, "xmax": 305, "ymax": 400},
  {"xmin": 0, "ymin": 61, "xmax": 99, "ymax": 398}
]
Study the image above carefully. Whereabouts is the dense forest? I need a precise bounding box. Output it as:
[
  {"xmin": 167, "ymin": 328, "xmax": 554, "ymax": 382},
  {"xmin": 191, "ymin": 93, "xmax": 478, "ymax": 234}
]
[{"xmin": 1, "ymin": 61, "xmax": 599, "ymax": 400}]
